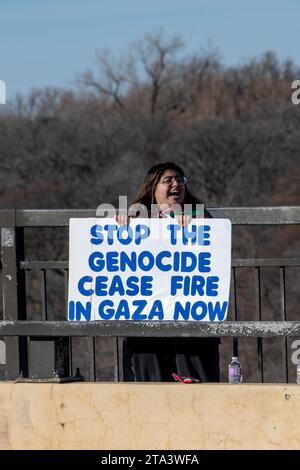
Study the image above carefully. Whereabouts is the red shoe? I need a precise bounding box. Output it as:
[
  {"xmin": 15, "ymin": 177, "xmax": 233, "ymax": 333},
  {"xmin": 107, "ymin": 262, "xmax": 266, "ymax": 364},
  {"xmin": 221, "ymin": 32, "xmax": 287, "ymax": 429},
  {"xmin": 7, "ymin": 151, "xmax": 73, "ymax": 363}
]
[{"xmin": 172, "ymin": 373, "xmax": 200, "ymax": 384}]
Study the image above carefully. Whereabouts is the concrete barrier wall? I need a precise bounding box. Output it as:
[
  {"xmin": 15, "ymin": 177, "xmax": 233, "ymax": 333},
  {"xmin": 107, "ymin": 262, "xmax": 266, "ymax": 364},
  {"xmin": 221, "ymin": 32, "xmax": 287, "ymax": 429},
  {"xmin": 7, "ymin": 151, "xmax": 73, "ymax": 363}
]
[{"xmin": 0, "ymin": 383, "xmax": 300, "ymax": 449}]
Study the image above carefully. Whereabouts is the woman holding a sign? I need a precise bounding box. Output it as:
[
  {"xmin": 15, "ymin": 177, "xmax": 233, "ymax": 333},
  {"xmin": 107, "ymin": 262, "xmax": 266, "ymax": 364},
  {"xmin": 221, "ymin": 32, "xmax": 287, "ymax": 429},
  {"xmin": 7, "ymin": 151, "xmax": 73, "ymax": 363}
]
[{"xmin": 119, "ymin": 162, "xmax": 221, "ymax": 382}]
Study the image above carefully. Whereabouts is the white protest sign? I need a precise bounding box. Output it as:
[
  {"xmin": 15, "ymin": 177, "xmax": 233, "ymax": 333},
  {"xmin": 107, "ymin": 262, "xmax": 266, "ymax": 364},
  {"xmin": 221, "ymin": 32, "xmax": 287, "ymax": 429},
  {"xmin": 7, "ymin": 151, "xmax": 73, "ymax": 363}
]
[{"xmin": 68, "ymin": 218, "xmax": 231, "ymax": 321}]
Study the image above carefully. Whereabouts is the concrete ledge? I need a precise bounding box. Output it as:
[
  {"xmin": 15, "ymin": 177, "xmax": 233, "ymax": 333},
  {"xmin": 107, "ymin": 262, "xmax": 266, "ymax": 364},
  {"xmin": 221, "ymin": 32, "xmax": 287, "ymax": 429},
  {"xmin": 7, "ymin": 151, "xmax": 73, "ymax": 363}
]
[{"xmin": 0, "ymin": 383, "xmax": 300, "ymax": 449}]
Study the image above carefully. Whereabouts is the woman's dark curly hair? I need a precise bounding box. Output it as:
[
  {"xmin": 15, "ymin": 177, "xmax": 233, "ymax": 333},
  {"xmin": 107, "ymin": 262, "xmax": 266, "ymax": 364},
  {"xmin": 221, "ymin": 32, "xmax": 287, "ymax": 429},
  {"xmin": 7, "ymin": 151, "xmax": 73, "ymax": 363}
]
[{"xmin": 132, "ymin": 162, "xmax": 202, "ymax": 210}]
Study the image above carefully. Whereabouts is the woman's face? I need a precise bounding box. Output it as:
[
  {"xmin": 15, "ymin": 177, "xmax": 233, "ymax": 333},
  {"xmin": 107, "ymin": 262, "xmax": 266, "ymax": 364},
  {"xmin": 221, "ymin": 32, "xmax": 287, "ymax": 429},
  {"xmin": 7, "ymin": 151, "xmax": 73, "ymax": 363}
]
[{"xmin": 154, "ymin": 169, "xmax": 186, "ymax": 207}]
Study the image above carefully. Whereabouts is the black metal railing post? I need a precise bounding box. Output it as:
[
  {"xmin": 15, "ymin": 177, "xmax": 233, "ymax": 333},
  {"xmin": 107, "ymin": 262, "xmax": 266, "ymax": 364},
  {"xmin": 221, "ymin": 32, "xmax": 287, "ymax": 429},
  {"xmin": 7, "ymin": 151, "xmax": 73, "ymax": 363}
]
[{"xmin": 1, "ymin": 210, "xmax": 28, "ymax": 379}]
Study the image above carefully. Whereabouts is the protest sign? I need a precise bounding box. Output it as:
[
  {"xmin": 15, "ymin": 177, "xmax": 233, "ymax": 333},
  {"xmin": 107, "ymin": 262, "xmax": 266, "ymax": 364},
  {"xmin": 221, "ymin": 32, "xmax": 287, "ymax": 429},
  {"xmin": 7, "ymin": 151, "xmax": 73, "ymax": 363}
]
[{"xmin": 68, "ymin": 218, "xmax": 231, "ymax": 321}]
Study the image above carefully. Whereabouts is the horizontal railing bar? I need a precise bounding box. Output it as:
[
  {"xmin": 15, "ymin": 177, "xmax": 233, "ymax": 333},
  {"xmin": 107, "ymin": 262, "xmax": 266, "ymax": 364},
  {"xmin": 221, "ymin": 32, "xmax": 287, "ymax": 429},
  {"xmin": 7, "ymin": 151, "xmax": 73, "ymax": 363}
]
[
  {"xmin": 19, "ymin": 258, "xmax": 300, "ymax": 270},
  {"xmin": 21, "ymin": 261, "xmax": 68, "ymax": 269},
  {"xmin": 16, "ymin": 209, "xmax": 97, "ymax": 227},
  {"xmin": 1, "ymin": 321, "xmax": 300, "ymax": 337},
  {"xmin": 210, "ymin": 207, "xmax": 300, "ymax": 225},
  {"xmin": 232, "ymin": 258, "xmax": 300, "ymax": 267},
  {"xmin": 0, "ymin": 207, "xmax": 298, "ymax": 227}
]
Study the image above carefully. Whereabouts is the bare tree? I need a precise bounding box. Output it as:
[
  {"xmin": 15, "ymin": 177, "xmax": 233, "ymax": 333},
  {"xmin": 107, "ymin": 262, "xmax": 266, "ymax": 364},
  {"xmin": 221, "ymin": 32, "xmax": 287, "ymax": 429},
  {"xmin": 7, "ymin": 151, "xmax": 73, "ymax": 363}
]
[{"xmin": 80, "ymin": 30, "xmax": 185, "ymax": 118}]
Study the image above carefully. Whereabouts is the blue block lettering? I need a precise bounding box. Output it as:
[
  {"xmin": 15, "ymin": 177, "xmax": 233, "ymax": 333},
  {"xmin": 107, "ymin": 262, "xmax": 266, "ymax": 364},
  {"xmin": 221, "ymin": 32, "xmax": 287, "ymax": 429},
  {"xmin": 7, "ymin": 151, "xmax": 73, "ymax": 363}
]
[
  {"xmin": 115, "ymin": 300, "xmax": 130, "ymax": 320},
  {"xmin": 90, "ymin": 225, "xmax": 103, "ymax": 245},
  {"xmin": 173, "ymin": 301, "xmax": 191, "ymax": 320},
  {"xmin": 98, "ymin": 300, "xmax": 115, "ymax": 319},
  {"xmin": 208, "ymin": 301, "xmax": 228, "ymax": 321},
  {"xmin": 191, "ymin": 301, "xmax": 207, "ymax": 320},
  {"xmin": 88, "ymin": 252, "xmax": 104, "ymax": 272},
  {"xmin": 206, "ymin": 276, "xmax": 219, "ymax": 296},
  {"xmin": 78, "ymin": 276, "xmax": 93, "ymax": 295}
]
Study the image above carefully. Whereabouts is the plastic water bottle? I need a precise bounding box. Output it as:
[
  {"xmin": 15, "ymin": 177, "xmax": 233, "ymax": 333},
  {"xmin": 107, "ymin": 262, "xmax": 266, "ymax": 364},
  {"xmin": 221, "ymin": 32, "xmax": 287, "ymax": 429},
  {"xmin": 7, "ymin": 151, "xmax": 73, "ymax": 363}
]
[{"xmin": 228, "ymin": 356, "xmax": 242, "ymax": 384}]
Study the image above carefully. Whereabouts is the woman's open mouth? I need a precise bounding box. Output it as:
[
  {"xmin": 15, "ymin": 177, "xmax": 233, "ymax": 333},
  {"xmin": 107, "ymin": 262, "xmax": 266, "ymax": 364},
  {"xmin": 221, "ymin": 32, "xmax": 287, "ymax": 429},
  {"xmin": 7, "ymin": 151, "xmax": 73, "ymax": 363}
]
[{"xmin": 168, "ymin": 190, "xmax": 181, "ymax": 198}]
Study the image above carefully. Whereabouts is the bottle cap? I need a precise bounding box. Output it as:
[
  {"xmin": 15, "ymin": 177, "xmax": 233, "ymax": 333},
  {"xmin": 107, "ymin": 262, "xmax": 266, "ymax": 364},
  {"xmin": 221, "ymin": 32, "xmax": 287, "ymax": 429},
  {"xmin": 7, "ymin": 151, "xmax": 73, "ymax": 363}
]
[{"xmin": 232, "ymin": 356, "xmax": 239, "ymax": 361}]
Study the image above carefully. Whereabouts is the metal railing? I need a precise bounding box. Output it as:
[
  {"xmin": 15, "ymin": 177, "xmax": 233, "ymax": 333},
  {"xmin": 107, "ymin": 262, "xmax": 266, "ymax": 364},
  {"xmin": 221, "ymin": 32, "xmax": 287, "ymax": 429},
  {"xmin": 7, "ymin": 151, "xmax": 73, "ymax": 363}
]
[{"xmin": 1, "ymin": 207, "xmax": 300, "ymax": 382}]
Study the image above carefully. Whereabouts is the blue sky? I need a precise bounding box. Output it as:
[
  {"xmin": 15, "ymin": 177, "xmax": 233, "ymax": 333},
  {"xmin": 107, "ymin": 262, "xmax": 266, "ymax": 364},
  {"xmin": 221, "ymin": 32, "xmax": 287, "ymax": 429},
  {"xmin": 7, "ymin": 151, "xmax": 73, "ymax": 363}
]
[{"xmin": 0, "ymin": 0, "xmax": 299, "ymax": 100}]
